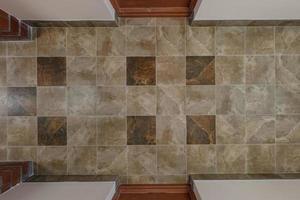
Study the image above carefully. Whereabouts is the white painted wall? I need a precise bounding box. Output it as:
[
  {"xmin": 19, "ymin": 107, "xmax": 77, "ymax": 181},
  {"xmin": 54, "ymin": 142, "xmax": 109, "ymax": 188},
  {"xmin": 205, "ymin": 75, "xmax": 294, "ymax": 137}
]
[
  {"xmin": 0, "ymin": 0, "xmax": 115, "ymax": 20},
  {"xmin": 194, "ymin": 0, "xmax": 300, "ymax": 20}
]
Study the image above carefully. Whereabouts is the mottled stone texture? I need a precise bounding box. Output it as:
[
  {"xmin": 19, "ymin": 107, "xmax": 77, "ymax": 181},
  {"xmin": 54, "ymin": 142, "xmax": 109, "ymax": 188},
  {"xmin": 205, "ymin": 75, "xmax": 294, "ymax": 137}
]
[{"xmin": 1, "ymin": 21, "xmax": 299, "ymax": 183}]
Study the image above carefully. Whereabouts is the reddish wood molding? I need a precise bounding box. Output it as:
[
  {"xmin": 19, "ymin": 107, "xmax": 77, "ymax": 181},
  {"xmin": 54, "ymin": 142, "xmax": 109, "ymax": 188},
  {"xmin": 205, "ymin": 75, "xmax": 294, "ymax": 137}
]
[{"xmin": 110, "ymin": 0, "xmax": 198, "ymax": 17}]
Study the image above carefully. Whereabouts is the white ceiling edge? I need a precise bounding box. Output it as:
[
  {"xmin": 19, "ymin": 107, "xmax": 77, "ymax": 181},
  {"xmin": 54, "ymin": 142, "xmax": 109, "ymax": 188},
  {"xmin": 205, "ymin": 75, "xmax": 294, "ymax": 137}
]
[
  {"xmin": 194, "ymin": 0, "xmax": 300, "ymax": 20},
  {"xmin": 0, "ymin": 0, "xmax": 115, "ymax": 20}
]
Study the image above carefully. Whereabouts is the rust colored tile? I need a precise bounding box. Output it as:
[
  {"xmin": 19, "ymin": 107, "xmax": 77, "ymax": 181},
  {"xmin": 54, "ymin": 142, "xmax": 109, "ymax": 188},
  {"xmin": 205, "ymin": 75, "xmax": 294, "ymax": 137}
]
[
  {"xmin": 187, "ymin": 115, "xmax": 216, "ymax": 144},
  {"xmin": 127, "ymin": 57, "xmax": 156, "ymax": 85},
  {"xmin": 8, "ymin": 87, "xmax": 36, "ymax": 116},
  {"xmin": 37, "ymin": 57, "xmax": 66, "ymax": 86},
  {"xmin": 186, "ymin": 56, "xmax": 215, "ymax": 85},
  {"xmin": 127, "ymin": 116, "xmax": 156, "ymax": 145},
  {"xmin": 38, "ymin": 117, "xmax": 67, "ymax": 146}
]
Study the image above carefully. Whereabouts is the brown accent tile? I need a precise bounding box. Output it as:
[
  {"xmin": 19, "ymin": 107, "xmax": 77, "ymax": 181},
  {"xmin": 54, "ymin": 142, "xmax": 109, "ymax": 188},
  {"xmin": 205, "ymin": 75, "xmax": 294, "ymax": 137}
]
[
  {"xmin": 186, "ymin": 56, "xmax": 215, "ymax": 85},
  {"xmin": 185, "ymin": 86, "xmax": 215, "ymax": 115},
  {"xmin": 215, "ymin": 56, "xmax": 244, "ymax": 85},
  {"xmin": 96, "ymin": 86, "xmax": 126, "ymax": 115},
  {"xmin": 67, "ymin": 57, "xmax": 96, "ymax": 86},
  {"xmin": 247, "ymin": 145, "xmax": 275, "ymax": 173},
  {"xmin": 126, "ymin": 26, "xmax": 156, "ymax": 56},
  {"xmin": 37, "ymin": 57, "xmax": 66, "ymax": 86},
  {"xmin": 216, "ymin": 85, "xmax": 245, "ymax": 115},
  {"xmin": 217, "ymin": 145, "xmax": 246, "ymax": 173},
  {"xmin": 276, "ymin": 144, "xmax": 300, "ymax": 173},
  {"xmin": 157, "ymin": 26, "xmax": 185, "ymax": 56},
  {"xmin": 216, "ymin": 27, "xmax": 245, "ymax": 55},
  {"xmin": 8, "ymin": 40, "xmax": 37, "ymax": 56},
  {"xmin": 275, "ymin": 26, "xmax": 300, "ymax": 54},
  {"xmin": 37, "ymin": 28, "xmax": 66, "ymax": 56},
  {"xmin": 246, "ymin": 116, "xmax": 275, "ymax": 144},
  {"xmin": 128, "ymin": 145, "xmax": 156, "ymax": 175},
  {"xmin": 245, "ymin": 56, "xmax": 275, "ymax": 84},
  {"xmin": 0, "ymin": 146, "xmax": 6, "ymax": 160},
  {"xmin": 157, "ymin": 86, "xmax": 185, "ymax": 115},
  {"xmin": 0, "ymin": 117, "xmax": 6, "ymax": 146},
  {"xmin": 157, "ymin": 146, "xmax": 186, "ymax": 175},
  {"xmin": 276, "ymin": 115, "xmax": 300, "ymax": 143},
  {"xmin": 68, "ymin": 117, "xmax": 96, "ymax": 145},
  {"xmin": 67, "ymin": 86, "xmax": 96, "ymax": 115},
  {"xmin": 156, "ymin": 175, "xmax": 187, "ymax": 184},
  {"xmin": 156, "ymin": 116, "xmax": 186, "ymax": 145},
  {"xmin": 246, "ymin": 85, "xmax": 275, "ymax": 115},
  {"xmin": 186, "ymin": 26, "xmax": 215, "ymax": 56},
  {"xmin": 245, "ymin": 27, "xmax": 274, "ymax": 54},
  {"xmin": 7, "ymin": 57, "xmax": 36, "ymax": 86},
  {"xmin": 37, "ymin": 87, "xmax": 66, "ymax": 116},
  {"xmin": 68, "ymin": 146, "xmax": 97, "ymax": 175},
  {"xmin": 127, "ymin": 86, "xmax": 156, "ymax": 115},
  {"xmin": 97, "ymin": 27, "xmax": 125, "ymax": 56},
  {"xmin": 276, "ymin": 84, "xmax": 300, "ymax": 114},
  {"xmin": 0, "ymin": 42, "xmax": 7, "ymax": 56},
  {"xmin": 187, "ymin": 145, "xmax": 216, "ymax": 174},
  {"xmin": 276, "ymin": 55, "xmax": 300, "ymax": 84},
  {"xmin": 0, "ymin": 87, "xmax": 7, "ymax": 116},
  {"xmin": 126, "ymin": 57, "xmax": 156, "ymax": 86},
  {"xmin": 187, "ymin": 115, "xmax": 216, "ymax": 144},
  {"xmin": 7, "ymin": 147, "xmax": 37, "ymax": 161},
  {"xmin": 8, "ymin": 87, "xmax": 36, "ymax": 116},
  {"xmin": 97, "ymin": 57, "xmax": 126, "ymax": 86},
  {"xmin": 66, "ymin": 28, "xmax": 96, "ymax": 56},
  {"xmin": 216, "ymin": 115, "xmax": 246, "ymax": 144},
  {"xmin": 156, "ymin": 56, "xmax": 185, "ymax": 85},
  {"xmin": 127, "ymin": 116, "xmax": 156, "ymax": 145},
  {"xmin": 97, "ymin": 116, "xmax": 126, "ymax": 145},
  {"xmin": 127, "ymin": 176, "xmax": 156, "ymax": 184},
  {"xmin": 37, "ymin": 146, "xmax": 67, "ymax": 175},
  {"xmin": 97, "ymin": 146, "xmax": 127, "ymax": 175},
  {"xmin": 38, "ymin": 117, "xmax": 67, "ymax": 146},
  {"xmin": 0, "ymin": 57, "xmax": 6, "ymax": 86},
  {"xmin": 7, "ymin": 117, "xmax": 37, "ymax": 146}
]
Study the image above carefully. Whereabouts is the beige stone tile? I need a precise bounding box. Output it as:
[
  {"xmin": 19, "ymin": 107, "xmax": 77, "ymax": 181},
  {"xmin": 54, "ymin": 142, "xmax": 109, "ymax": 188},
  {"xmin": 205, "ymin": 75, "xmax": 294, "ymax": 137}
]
[
  {"xmin": 216, "ymin": 27, "xmax": 245, "ymax": 55},
  {"xmin": 275, "ymin": 26, "xmax": 300, "ymax": 54},
  {"xmin": 156, "ymin": 175, "xmax": 187, "ymax": 184},
  {"xmin": 68, "ymin": 146, "xmax": 97, "ymax": 175},
  {"xmin": 156, "ymin": 56, "xmax": 185, "ymax": 85},
  {"xmin": 156, "ymin": 17, "xmax": 186, "ymax": 26},
  {"xmin": 186, "ymin": 26, "xmax": 215, "ymax": 56},
  {"xmin": 157, "ymin": 145, "xmax": 186, "ymax": 175},
  {"xmin": 187, "ymin": 145, "xmax": 216, "ymax": 174},
  {"xmin": 157, "ymin": 26, "xmax": 185, "ymax": 56},
  {"xmin": 7, "ymin": 147, "xmax": 37, "ymax": 161},
  {"xmin": 247, "ymin": 145, "xmax": 275, "ymax": 173},
  {"xmin": 276, "ymin": 115, "xmax": 300, "ymax": 143},
  {"xmin": 37, "ymin": 28, "xmax": 66, "ymax": 56},
  {"xmin": 96, "ymin": 86, "xmax": 126, "ymax": 115},
  {"xmin": 97, "ymin": 27, "xmax": 126, "ymax": 56},
  {"xmin": 216, "ymin": 115, "xmax": 246, "ymax": 144},
  {"xmin": 126, "ymin": 26, "xmax": 156, "ymax": 56},
  {"xmin": 97, "ymin": 57, "xmax": 126, "ymax": 86},
  {"xmin": 0, "ymin": 42, "xmax": 7, "ymax": 56},
  {"xmin": 67, "ymin": 57, "xmax": 96, "ymax": 86},
  {"xmin": 276, "ymin": 55, "xmax": 300, "ymax": 84},
  {"xmin": 7, "ymin": 40, "xmax": 36, "ymax": 56},
  {"xmin": 0, "ymin": 87, "xmax": 6, "ymax": 116},
  {"xmin": 68, "ymin": 117, "xmax": 96, "ymax": 145},
  {"xmin": 216, "ymin": 85, "xmax": 245, "ymax": 115},
  {"xmin": 66, "ymin": 28, "xmax": 96, "ymax": 56},
  {"xmin": 0, "ymin": 57, "xmax": 6, "ymax": 86},
  {"xmin": 127, "ymin": 176, "xmax": 156, "ymax": 184},
  {"xmin": 37, "ymin": 146, "xmax": 67, "ymax": 175},
  {"xmin": 276, "ymin": 84, "xmax": 300, "ymax": 114},
  {"xmin": 245, "ymin": 56, "xmax": 275, "ymax": 84},
  {"xmin": 37, "ymin": 87, "xmax": 66, "ymax": 116},
  {"xmin": 157, "ymin": 86, "xmax": 185, "ymax": 115},
  {"xmin": 186, "ymin": 86, "xmax": 215, "ymax": 115},
  {"xmin": 217, "ymin": 145, "xmax": 247, "ymax": 173},
  {"xmin": 7, "ymin": 117, "xmax": 37, "ymax": 146},
  {"xmin": 97, "ymin": 146, "xmax": 127, "ymax": 175},
  {"xmin": 128, "ymin": 145, "xmax": 156, "ymax": 175},
  {"xmin": 276, "ymin": 144, "xmax": 300, "ymax": 173},
  {"xmin": 216, "ymin": 56, "xmax": 244, "ymax": 85},
  {"xmin": 246, "ymin": 85, "xmax": 275, "ymax": 115},
  {"xmin": 0, "ymin": 117, "xmax": 6, "ymax": 146},
  {"xmin": 7, "ymin": 57, "xmax": 36, "ymax": 86},
  {"xmin": 127, "ymin": 86, "xmax": 156, "ymax": 115},
  {"xmin": 245, "ymin": 27, "xmax": 274, "ymax": 54},
  {"xmin": 125, "ymin": 18, "xmax": 156, "ymax": 26},
  {"xmin": 156, "ymin": 115, "xmax": 186, "ymax": 145},
  {"xmin": 97, "ymin": 116, "xmax": 126, "ymax": 145},
  {"xmin": 0, "ymin": 146, "xmax": 6, "ymax": 160}
]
